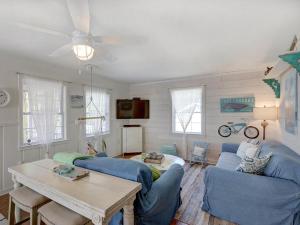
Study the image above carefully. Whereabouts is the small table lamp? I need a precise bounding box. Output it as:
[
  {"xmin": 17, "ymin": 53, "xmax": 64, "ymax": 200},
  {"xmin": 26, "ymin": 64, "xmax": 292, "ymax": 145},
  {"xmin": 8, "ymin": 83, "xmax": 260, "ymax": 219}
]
[{"xmin": 253, "ymin": 106, "xmax": 277, "ymax": 140}]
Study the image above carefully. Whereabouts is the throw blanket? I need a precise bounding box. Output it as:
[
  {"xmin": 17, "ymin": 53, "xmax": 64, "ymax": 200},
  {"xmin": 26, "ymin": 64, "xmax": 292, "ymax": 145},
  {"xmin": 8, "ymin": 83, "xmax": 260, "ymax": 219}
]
[
  {"xmin": 75, "ymin": 157, "xmax": 184, "ymax": 225},
  {"xmin": 53, "ymin": 152, "xmax": 93, "ymax": 165}
]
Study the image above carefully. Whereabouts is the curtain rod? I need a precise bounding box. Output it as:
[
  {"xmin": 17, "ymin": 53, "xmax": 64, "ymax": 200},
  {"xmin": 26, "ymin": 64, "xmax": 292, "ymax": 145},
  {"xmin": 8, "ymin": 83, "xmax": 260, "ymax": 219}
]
[{"xmin": 16, "ymin": 71, "xmax": 113, "ymax": 92}]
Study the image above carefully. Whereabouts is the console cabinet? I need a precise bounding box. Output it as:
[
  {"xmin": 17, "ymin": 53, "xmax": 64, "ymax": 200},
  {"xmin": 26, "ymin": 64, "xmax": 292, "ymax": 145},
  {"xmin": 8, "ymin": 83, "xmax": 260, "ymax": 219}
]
[{"xmin": 122, "ymin": 127, "xmax": 143, "ymax": 154}]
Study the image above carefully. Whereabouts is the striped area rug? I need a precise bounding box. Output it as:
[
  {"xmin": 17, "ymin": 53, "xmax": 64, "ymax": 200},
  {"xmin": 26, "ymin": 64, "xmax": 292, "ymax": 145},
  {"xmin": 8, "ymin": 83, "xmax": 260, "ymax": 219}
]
[{"xmin": 0, "ymin": 214, "xmax": 7, "ymax": 225}]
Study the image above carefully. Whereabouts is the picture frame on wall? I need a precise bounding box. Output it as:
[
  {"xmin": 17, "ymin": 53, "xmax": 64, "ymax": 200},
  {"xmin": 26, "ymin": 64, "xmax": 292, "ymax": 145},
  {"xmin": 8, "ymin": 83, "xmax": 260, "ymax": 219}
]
[
  {"xmin": 220, "ymin": 97, "xmax": 255, "ymax": 113},
  {"xmin": 284, "ymin": 70, "xmax": 298, "ymax": 135},
  {"xmin": 70, "ymin": 95, "xmax": 84, "ymax": 108}
]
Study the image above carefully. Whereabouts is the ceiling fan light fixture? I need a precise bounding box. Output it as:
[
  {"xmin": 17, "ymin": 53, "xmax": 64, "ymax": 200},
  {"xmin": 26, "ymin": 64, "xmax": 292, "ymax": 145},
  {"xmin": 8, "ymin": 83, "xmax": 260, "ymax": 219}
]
[{"xmin": 72, "ymin": 44, "xmax": 94, "ymax": 61}]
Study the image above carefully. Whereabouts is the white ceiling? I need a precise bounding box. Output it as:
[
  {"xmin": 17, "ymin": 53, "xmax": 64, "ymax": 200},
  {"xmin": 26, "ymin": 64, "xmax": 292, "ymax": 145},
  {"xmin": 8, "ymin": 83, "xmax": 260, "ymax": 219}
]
[{"xmin": 0, "ymin": 0, "xmax": 299, "ymax": 83}]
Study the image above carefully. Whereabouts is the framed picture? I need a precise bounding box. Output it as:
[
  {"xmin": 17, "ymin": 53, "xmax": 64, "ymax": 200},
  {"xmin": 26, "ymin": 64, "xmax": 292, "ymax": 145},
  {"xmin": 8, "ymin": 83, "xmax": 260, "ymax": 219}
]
[
  {"xmin": 70, "ymin": 95, "xmax": 84, "ymax": 108},
  {"xmin": 220, "ymin": 97, "xmax": 255, "ymax": 113},
  {"xmin": 284, "ymin": 70, "xmax": 298, "ymax": 134}
]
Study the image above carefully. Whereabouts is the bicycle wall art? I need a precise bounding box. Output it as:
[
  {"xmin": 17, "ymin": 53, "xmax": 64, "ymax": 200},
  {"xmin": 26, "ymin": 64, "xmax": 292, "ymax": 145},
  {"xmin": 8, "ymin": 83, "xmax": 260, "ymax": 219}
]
[{"xmin": 218, "ymin": 121, "xmax": 259, "ymax": 139}]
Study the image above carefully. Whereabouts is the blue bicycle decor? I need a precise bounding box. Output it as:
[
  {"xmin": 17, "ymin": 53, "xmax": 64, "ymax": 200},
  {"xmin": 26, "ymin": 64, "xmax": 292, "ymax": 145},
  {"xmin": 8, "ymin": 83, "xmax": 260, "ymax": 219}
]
[{"xmin": 218, "ymin": 121, "xmax": 259, "ymax": 139}]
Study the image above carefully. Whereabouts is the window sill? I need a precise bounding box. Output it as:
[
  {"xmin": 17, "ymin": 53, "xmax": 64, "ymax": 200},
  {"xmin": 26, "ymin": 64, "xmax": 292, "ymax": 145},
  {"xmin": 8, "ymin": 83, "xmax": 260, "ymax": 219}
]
[
  {"xmin": 172, "ymin": 131, "xmax": 206, "ymax": 136},
  {"xmin": 86, "ymin": 132, "xmax": 110, "ymax": 138},
  {"xmin": 19, "ymin": 139, "xmax": 71, "ymax": 151}
]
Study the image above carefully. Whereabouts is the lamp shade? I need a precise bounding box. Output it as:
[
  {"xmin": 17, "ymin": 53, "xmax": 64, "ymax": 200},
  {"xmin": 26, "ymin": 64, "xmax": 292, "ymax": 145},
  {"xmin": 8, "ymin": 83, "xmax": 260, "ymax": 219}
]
[{"xmin": 253, "ymin": 106, "xmax": 277, "ymax": 120}]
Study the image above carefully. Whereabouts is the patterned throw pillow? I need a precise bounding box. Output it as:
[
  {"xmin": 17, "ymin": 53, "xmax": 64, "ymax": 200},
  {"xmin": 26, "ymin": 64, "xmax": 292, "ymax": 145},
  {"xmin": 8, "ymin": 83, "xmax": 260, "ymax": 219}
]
[
  {"xmin": 247, "ymin": 138, "xmax": 261, "ymax": 145},
  {"xmin": 245, "ymin": 146, "xmax": 259, "ymax": 159},
  {"xmin": 149, "ymin": 165, "xmax": 161, "ymax": 181},
  {"xmin": 236, "ymin": 152, "xmax": 272, "ymax": 175}
]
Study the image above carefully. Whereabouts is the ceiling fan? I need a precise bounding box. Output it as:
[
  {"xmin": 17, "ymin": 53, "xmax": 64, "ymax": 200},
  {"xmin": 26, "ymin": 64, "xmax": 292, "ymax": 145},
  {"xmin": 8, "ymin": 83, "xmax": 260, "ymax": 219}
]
[{"xmin": 14, "ymin": 0, "xmax": 139, "ymax": 61}]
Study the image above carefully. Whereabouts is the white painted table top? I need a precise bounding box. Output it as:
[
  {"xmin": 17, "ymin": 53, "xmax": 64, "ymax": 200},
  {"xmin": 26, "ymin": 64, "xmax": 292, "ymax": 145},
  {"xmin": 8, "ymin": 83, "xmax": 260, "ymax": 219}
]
[
  {"xmin": 8, "ymin": 159, "xmax": 142, "ymax": 224},
  {"xmin": 130, "ymin": 154, "xmax": 185, "ymax": 171}
]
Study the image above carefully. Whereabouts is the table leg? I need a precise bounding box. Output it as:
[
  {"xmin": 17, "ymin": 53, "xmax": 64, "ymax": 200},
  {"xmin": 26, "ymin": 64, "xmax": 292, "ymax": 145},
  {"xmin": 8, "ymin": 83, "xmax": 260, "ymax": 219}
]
[
  {"xmin": 123, "ymin": 197, "xmax": 135, "ymax": 225},
  {"xmin": 92, "ymin": 215, "xmax": 108, "ymax": 225},
  {"xmin": 12, "ymin": 175, "xmax": 21, "ymax": 222}
]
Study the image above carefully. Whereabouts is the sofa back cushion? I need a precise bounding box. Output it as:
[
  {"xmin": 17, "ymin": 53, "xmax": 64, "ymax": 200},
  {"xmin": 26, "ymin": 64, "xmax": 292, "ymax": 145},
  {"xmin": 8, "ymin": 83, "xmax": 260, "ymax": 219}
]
[
  {"xmin": 216, "ymin": 152, "xmax": 241, "ymax": 171},
  {"xmin": 74, "ymin": 157, "xmax": 153, "ymax": 194},
  {"xmin": 259, "ymin": 140, "xmax": 300, "ymax": 160},
  {"xmin": 264, "ymin": 154, "xmax": 300, "ymax": 185}
]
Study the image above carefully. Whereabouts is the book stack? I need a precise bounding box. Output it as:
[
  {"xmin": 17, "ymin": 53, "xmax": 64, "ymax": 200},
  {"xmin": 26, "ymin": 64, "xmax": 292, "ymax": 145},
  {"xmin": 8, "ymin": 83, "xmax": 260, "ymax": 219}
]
[
  {"xmin": 53, "ymin": 164, "xmax": 89, "ymax": 181},
  {"xmin": 144, "ymin": 152, "xmax": 165, "ymax": 164}
]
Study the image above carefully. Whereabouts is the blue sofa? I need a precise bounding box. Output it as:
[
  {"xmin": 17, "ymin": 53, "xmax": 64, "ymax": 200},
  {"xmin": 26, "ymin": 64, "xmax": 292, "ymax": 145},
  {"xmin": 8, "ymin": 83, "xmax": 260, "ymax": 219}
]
[
  {"xmin": 202, "ymin": 140, "xmax": 300, "ymax": 225},
  {"xmin": 75, "ymin": 157, "xmax": 184, "ymax": 225}
]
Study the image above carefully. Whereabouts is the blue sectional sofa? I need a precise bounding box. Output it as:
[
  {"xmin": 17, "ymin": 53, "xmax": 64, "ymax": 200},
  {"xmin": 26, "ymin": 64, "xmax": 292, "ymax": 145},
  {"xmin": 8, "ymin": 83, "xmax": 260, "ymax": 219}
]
[
  {"xmin": 202, "ymin": 140, "xmax": 300, "ymax": 225},
  {"xmin": 75, "ymin": 157, "xmax": 184, "ymax": 225}
]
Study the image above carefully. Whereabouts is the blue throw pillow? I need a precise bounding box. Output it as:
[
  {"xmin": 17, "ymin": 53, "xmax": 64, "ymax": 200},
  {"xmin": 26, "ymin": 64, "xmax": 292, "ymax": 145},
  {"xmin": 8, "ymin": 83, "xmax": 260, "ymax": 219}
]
[{"xmin": 264, "ymin": 154, "xmax": 300, "ymax": 185}]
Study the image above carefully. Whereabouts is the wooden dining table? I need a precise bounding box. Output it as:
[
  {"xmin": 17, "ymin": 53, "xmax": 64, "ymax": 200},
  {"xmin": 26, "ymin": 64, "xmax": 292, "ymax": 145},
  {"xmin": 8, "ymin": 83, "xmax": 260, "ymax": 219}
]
[{"xmin": 8, "ymin": 159, "xmax": 142, "ymax": 225}]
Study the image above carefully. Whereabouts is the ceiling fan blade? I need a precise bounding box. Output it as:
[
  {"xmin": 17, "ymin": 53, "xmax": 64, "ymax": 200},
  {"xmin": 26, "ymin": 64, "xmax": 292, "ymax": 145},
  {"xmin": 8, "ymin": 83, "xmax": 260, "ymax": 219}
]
[
  {"xmin": 93, "ymin": 35, "xmax": 146, "ymax": 45},
  {"xmin": 93, "ymin": 46, "xmax": 117, "ymax": 62},
  {"xmin": 49, "ymin": 43, "xmax": 73, "ymax": 57},
  {"xmin": 14, "ymin": 22, "xmax": 69, "ymax": 38},
  {"xmin": 66, "ymin": 0, "xmax": 90, "ymax": 34},
  {"xmin": 93, "ymin": 36, "xmax": 122, "ymax": 45}
]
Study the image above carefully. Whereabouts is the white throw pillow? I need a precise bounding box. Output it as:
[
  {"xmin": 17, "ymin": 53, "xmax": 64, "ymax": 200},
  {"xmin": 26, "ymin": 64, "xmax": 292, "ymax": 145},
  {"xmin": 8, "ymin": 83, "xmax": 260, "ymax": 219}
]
[
  {"xmin": 193, "ymin": 146, "xmax": 206, "ymax": 157},
  {"xmin": 245, "ymin": 146, "xmax": 259, "ymax": 159},
  {"xmin": 236, "ymin": 141, "xmax": 256, "ymax": 159}
]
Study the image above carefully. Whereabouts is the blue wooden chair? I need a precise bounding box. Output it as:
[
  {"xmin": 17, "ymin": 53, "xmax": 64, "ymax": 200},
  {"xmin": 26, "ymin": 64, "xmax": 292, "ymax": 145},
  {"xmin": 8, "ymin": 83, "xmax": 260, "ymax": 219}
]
[
  {"xmin": 191, "ymin": 141, "xmax": 209, "ymax": 164},
  {"xmin": 160, "ymin": 144, "xmax": 177, "ymax": 156}
]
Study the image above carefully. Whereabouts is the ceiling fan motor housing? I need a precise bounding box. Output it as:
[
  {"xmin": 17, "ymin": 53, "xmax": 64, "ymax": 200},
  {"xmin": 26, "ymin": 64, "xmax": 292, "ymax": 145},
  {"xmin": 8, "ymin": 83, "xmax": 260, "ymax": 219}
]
[{"xmin": 72, "ymin": 30, "xmax": 94, "ymax": 47}]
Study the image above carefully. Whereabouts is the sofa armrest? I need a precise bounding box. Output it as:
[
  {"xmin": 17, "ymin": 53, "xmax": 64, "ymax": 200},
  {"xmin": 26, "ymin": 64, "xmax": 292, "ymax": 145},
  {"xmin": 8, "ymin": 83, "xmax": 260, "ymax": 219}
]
[
  {"xmin": 202, "ymin": 166, "xmax": 300, "ymax": 225},
  {"xmin": 221, "ymin": 143, "xmax": 239, "ymax": 153},
  {"xmin": 142, "ymin": 164, "xmax": 184, "ymax": 215}
]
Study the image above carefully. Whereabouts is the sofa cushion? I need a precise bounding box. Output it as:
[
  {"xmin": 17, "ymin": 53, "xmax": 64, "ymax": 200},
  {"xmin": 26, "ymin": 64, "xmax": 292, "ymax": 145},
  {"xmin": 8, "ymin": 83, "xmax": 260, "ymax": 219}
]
[
  {"xmin": 216, "ymin": 152, "xmax": 241, "ymax": 171},
  {"xmin": 264, "ymin": 154, "xmax": 300, "ymax": 185},
  {"xmin": 75, "ymin": 157, "xmax": 152, "ymax": 195}
]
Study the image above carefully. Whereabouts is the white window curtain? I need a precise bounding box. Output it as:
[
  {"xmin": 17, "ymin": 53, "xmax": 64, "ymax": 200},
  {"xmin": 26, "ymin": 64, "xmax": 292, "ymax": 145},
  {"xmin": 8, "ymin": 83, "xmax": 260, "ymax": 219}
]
[
  {"xmin": 77, "ymin": 86, "xmax": 110, "ymax": 154},
  {"xmin": 171, "ymin": 87, "xmax": 202, "ymax": 159},
  {"xmin": 85, "ymin": 85, "xmax": 110, "ymax": 136},
  {"xmin": 22, "ymin": 76, "xmax": 63, "ymax": 158}
]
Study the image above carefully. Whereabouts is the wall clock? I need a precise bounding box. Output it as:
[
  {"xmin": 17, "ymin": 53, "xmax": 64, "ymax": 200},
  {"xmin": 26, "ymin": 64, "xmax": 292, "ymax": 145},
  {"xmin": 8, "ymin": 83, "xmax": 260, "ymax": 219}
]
[{"xmin": 0, "ymin": 89, "xmax": 10, "ymax": 107}]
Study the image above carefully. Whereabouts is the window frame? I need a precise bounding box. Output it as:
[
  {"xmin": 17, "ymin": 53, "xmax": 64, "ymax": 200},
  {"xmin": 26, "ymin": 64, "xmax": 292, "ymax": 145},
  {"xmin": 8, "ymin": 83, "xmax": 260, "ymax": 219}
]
[
  {"xmin": 171, "ymin": 86, "xmax": 206, "ymax": 135},
  {"xmin": 19, "ymin": 76, "xmax": 67, "ymax": 148},
  {"xmin": 84, "ymin": 85, "xmax": 111, "ymax": 137}
]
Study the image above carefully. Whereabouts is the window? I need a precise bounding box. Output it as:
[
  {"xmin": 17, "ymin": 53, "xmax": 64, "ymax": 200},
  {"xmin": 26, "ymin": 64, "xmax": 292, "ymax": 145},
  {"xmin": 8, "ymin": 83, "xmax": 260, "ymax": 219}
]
[
  {"xmin": 85, "ymin": 86, "xmax": 110, "ymax": 136},
  {"xmin": 21, "ymin": 76, "xmax": 66, "ymax": 145},
  {"xmin": 171, "ymin": 87, "xmax": 204, "ymax": 134}
]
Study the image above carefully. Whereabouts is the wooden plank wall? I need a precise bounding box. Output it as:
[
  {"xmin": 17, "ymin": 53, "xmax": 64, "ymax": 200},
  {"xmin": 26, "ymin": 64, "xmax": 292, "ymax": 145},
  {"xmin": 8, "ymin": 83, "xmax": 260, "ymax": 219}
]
[{"xmin": 129, "ymin": 71, "xmax": 278, "ymax": 160}]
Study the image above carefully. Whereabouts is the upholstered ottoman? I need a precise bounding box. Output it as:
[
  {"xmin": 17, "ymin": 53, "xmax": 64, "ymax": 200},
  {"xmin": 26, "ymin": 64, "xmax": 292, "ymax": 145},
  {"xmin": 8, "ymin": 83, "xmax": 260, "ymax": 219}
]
[
  {"xmin": 38, "ymin": 201, "xmax": 90, "ymax": 225},
  {"xmin": 9, "ymin": 186, "xmax": 49, "ymax": 225}
]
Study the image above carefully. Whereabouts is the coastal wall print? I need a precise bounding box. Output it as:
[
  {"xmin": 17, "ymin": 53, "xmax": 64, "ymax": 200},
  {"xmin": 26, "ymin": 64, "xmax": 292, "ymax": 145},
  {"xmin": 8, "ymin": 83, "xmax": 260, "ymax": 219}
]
[
  {"xmin": 220, "ymin": 97, "xmax": 255, "ymax": 113},
  {"xmin": 284, "ymin": 70, "xmax": 298, "ymax": 134}
]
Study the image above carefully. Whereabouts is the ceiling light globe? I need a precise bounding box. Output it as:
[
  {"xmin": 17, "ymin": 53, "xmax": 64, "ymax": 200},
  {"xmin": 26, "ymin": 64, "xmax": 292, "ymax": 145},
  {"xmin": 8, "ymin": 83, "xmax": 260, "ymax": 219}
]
[{"xmin": 73, "ymin": 45, "xmax": 94, "ymax": 61}]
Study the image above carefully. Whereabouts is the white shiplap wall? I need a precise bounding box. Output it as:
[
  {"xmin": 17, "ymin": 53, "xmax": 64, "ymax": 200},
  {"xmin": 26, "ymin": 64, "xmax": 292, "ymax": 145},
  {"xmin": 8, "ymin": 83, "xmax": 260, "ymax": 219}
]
[{"xmin": 129, "ymin": 71, "xmax": 278, "ymax": 161}]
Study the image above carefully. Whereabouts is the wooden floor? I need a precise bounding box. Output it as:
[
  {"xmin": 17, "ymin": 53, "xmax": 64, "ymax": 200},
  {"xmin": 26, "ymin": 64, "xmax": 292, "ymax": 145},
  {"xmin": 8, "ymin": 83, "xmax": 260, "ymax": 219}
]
[
  {"xmin": 0, "ymin": 161, "xmax": 236, "ymax": 225},
  {"xmin": 172, "ymin": 164, "xmax": 236, "ymax": 225}
]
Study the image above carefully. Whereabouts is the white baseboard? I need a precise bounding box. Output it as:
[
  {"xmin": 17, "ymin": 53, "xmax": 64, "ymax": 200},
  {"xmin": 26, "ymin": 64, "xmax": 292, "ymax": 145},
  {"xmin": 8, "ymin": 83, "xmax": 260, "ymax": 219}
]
[{"xmin": 0, "ymin": 188, "xmax": 12, "ymax": 196}]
